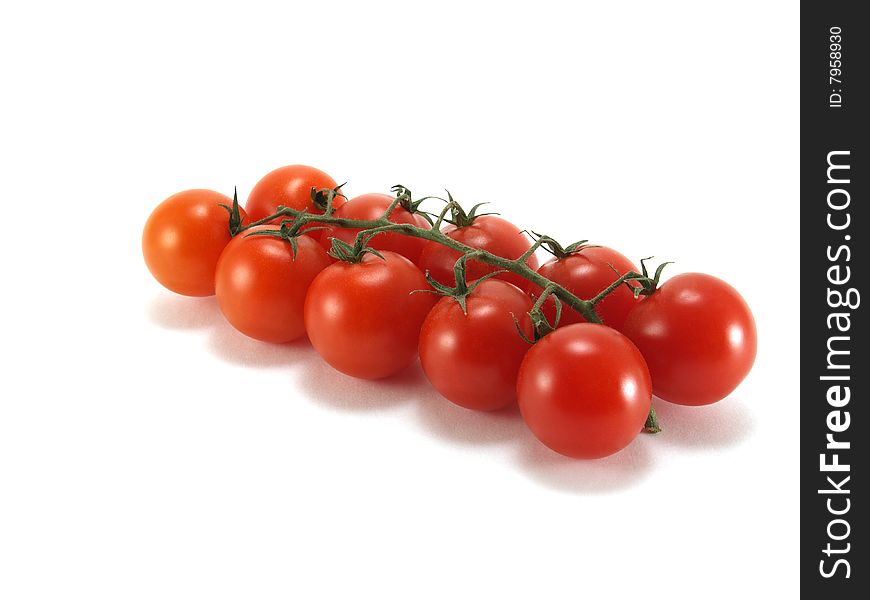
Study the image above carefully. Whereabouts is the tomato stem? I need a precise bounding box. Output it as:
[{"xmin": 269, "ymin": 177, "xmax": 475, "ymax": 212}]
[
  {"xmin": 236, "ymin": 194, "xmax": 652, "ymax": 327},
  {"xmin": 589, "ymin": 271, "xmax": 647, "ymax": 306},
  {"xmin": 236, "ymin": 187, "xmax": 663, "ymax": 434},
  {"xmin": 528, "ymin": 285, "xmax": 561, "ymax": 339}
]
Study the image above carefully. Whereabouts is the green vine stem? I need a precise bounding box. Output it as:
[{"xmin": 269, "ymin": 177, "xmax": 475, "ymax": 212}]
[
  {"xmin": 243, "ymin": 204, "xmax": 617, "ymax": 324},
  {"xmin": 238, "ymin": 188, "xmax": 664, "ymax": 433}
]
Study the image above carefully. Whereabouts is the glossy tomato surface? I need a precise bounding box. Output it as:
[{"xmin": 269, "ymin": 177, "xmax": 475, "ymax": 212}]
[
  {"xmin": 526, "ymin": 246, "xmax": 640, "ymax": 331},
  {"xmin": 622, "ymin": 272, "xmax": 757, "ymax": 406},
  {"xmin": 215, "ymin": 227, "xmax": 331, "ymax": 343},
  {"xmin": 142, "ymin": 189, "xmax": 245, "ymax": 297},
  {"xmin": 319, "ymin": 193, "xmax": 429, "ymax": 264},
  {"xmin": 417, "ymin": 216, "xmax": 538, "ymax": 289},
  {"xmin": 419, "ymin": 279, "xmax": 534, "ymax": 411},
  {"xmin": 517, "ymin": 323, "xmax": 652, "ymax": 459},
  {"xmin": 304, "ymin": 251, "xmax": 437, "ymax": 379},
  {"xmin": 245, "ymin": 164, "xmax": 342, "ymax": 223}
]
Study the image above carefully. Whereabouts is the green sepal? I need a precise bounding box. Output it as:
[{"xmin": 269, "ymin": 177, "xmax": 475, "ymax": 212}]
[
  {"xmin": 511, "ymin": 312, "xmax": 535, "ymax": 346},
  {"xmin": 328, "ymin": 235, "xmax": 385, "ymax": 263},
  {"xmin": 389, "ymin": 184, "xmax": 438, "ymax": 227},
  {"xmin": 219, "ymin": 187, "xmax": 245, "ymax": 236},
  {"xmin": 311, "ymin": 183, "xmax": 347, "ymax": 214},
  {"xmin": 242, "ymin": 218, "xmax": 323, "ymax": 262},
  {"xmin": 413, "ymin": 254, "xmax": 506, "ymax": 315},
  {"xmin": 443, "ymin": 193, "xmax": 500, "ymax": 228},
  {"xmin": 634, "ymin": 257, "xmax": 673, "ymax": 296},
  {"xmin": 528, "ymin": 294, "xmax": 559, "ymax": 340},
  {"xmin": 527, "ymin": 231, "xmax": 593, "ymax": 259}
]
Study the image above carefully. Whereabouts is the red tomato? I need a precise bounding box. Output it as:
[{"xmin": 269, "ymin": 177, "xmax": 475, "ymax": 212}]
[
  {"xmin": 622, "ymin": 273, "xmax": 757, "ymax": 406},
  {"xmin": 319, "ymin": 193, "xmax": 429, "ymax": 264},
  {"xmin": 418, "ymin": 216, "xmax": 538, "ymax": 289},
  {"xmin": 419, "ymin": 279, "xmax": 534, "ymax": 411},
  {"xmin": 517, "ymin": 323, "xmax": 652, "ymax": 459},
  {"xmin": 304, "ymin": 251, "xmax": 438, "ymax": 379},
  {"xmin": 215, "ymin": 226, "xmax": 332, "ymax": 343},
  {"xmin": 525, "ymin": 246, "xmax": 640, "ymax": 331},
  {"xmin": 245, "ymin": 164, "xmax": 343, "ymax": 223},
  {"xmin": 142, "ymin": 189, "xmax": 246, "ymax": 297}
]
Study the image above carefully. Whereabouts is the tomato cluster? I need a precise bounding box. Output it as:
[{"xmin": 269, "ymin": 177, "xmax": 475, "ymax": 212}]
[{"xmin": 142, "ymin": 164, "xmax": 757, "ymax": 459}]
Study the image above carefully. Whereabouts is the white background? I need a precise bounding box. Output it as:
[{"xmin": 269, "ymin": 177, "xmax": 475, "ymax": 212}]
[{"xmin": 0, "ymin": 1, "xmax": 799, "ymax": 598}]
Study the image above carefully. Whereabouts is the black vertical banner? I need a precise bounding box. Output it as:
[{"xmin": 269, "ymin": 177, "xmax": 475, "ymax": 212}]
[{"xmin": 802, "ymin": 2, "xmax": 868, "ymax": 596}]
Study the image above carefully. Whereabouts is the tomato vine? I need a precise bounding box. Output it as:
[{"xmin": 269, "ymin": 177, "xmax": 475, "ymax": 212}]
[
  {"xmin": 239, "ymin": 186, "xmax": 655, "ymax": 326},
  {"xmin": 233, "ymin": 185, "xmax": 664, "ymax": 433}
]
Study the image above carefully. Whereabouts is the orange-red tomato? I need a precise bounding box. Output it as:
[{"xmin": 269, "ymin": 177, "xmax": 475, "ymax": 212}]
[
  {"xmin": 417, "ymin": 216, "xmax": 538, "ymax": 289},
  {"xmin": 517, "ymin": 323, "xmax": 652, "ymax": 459},
  {"xmin": 524, "ymin": 246, "xmax": 640, "ymax": 331},
  {"xmin": 142, "ymin": 189, "xmax": 245, "ymax": 297},
  {"xmin": 319, "ymin": 193, "xmax": 429, "ymax": 264},
  {"xmin": 245, "ymin": 164, "xmax": 343, "ymax": 223},
  {"xmin": 419, "ymin": 279, "xmax": 534, "ymax": 411},
  {"xmin": 215, "ymin": 226, "xmax": 331, "ymax": 343},
  {"xmin": 622, "ymin": 273, "xmax": 757, "ymax": 406},
  {"xmin": 304, "ymin": 251, "xmax": 437, "ymax": 379}
]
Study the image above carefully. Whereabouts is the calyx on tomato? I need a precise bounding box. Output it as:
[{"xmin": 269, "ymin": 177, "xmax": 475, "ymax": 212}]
[
  {"xmin": 533, "ymin": 232, "xmax": 672, "ymax": 301},
  {"xmin": 420, "ymin": 252, "xmax": 508, "ymax": 314},
  {"xmin": 628, "ymin": 257, "xmax": 674, "ymax": 298},
  {"xmin": 390, "ymin": 184, "xmax": 436, "ymax": 226},
  {"xmin": 242, "ymin": 216, "xmax": 329, "ymax": 260},
  {"xmin": 532, "ymin": 233, "xmax": 592, "ymax": 260},
  {"xmin": 310, "ymin": 183, "xmax": 347, "ymax": 214},
  {"xmin": 218, "ymin": 187, "xmax": 246, "ymax": 236},
  {"xmin": 444, "ymin": 193, "xmax": 499, "ymax": 228}
]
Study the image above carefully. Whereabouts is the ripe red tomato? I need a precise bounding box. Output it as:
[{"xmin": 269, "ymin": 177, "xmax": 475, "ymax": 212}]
[
  {"xmin": 419, "ymin": 279, "xmax": 534, "ymax": 411},
  {"xmin": 245, "ymin": 164, "xmax": 343, "ymax": 223},
  {"xmin": 215, "ymin": 226, "xmax": 332, "ymax": 343},
  {"xmin": 319, "ymin": 193, "xmax": 429, "ymax": 264},
  {"xmin": 418, "ymin": 216, "xmax": 538, "ymax": 289},
  {"xmin": 622, "ymin": 273, "xmax": 757, "ymax": 406},
  {"xmin": 304, "ymin": 251, "xmax": 438, "ymax": 379},
  {"xmin": 525, "ymin": 246, "xmax": 640, "ymax": 331},
  {"xmin": 517, "ymin": 323, "xmax": 652, "ymax": 459},
  {"xmin": 142, "ymin": 189, "xmax": 246, "ymax": 297}
]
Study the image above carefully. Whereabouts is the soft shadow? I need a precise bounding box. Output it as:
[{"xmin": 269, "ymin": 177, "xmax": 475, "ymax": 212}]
[
  {"xmin": 292, "ymin": 356, "xmax": 421, "ymax": 412},
  {"xmin": 148, "ymin": 293, "xmax": 222, "ymax": 330},
  {"xmin": 207, "ymin": 322, "xmax": 313, "ymax": 369},
  {"xmin": 415, "ymin": 396, "xmax": 528, "ymax": 446},
  {"xmin": 653, "ymin": 396, "xmax": 754, "ymax": 449},
  {"xmin": 515, "ymin": 433, "xmax": 654, "ymax": 494}
]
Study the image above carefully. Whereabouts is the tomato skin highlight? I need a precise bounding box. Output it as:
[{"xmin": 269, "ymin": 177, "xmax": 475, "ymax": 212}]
[
  {"xmin": 319, "ymin": 193, "xmax": 429, "ymax": 264},
  {"xmin": 215, "ymin": 227, "xmax": 331, "ymax": 343},
  {"xmin": 245, "ymin": 165, "xmax": 343, "ymax": 223},
  {"xmin": 419, "ymin": 279, "xmax": 534, "ymax": 411},
  {"xmin": 517, "ymin": 324, "xmax": 652, "ymax": 459},
  {"xmin": 142, "ymin": 189, "xmax": 245, "ymax": 297},
  {"xmin": 304, "ymin": 251, "xmax": 438, "ymax": 379},
  {"xmin": 622, "ymin": 272, "xmax": 757, "ymax": 406},
  {"xmin": 417, "ymin": 216, "xmax": 538, "ymax": 289},
  {"xmin": 525, "ymin": 246, "xmax": 641, "ymax": 331}
]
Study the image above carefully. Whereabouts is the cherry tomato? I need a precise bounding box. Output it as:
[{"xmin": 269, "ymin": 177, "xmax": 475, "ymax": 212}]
[
  {"xmin": 418, "ymin": 216, "xmax": 538, "ymax": 289},
  {"xmin": 622, "ymin": 273, "xmax": 756, "ymax": 406},
  {"xmin": 525, "ymin": 246, "xmax": 640, "ymax": 331},
  {"xmin": 419, "ymin": 279, "xmax": 534, "ymax": 411},
  {"xmin": 215, "ymin": 226, "xmax": 331, "ymax": 343},
  {"xmin": 142, "ymin": 189, "xmax": 246, "ymax": 297},
  {"xmin": 319, "ymin": 193, "xmax": 429, "ymax": 264},
  {"xmin": 517, "ymin": 323, "xmax": 652, "ymax": 459},
  {"xmin": 245, "ymin": 164, "xmax": 343, "ymax": 223},
  {"xmin": 304, "ymin": 251, "xmax": 437, "ymax": 379}
]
